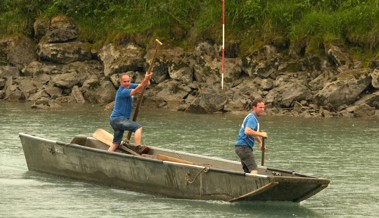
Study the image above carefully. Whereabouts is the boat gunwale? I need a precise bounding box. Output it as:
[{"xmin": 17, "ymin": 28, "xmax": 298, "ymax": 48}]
[{"xmin": 20, "ymin": 133, "xmax": 329, "ymax": 183}]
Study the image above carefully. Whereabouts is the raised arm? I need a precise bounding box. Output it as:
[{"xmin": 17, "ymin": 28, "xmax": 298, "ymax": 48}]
[{"xmin": 130, "ymin": 72, "xmax": 153, "ymax": 96}]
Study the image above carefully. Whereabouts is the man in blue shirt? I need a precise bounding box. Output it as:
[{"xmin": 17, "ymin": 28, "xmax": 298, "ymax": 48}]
[
  {"xmin": 108, "ymin": 72, "xmax": 153, "ymax": 153},
  {"xmin": 235, "ymin": 98, "xmax": 268, "ymax": 174}
]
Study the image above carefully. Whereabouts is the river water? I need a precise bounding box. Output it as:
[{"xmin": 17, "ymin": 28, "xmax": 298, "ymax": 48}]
[{"xmin": 1, "ymin": 102, "xmax": 378, "ymax": 218}]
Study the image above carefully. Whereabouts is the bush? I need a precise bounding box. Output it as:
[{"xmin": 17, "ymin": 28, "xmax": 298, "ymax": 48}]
[{"xmin": 1, "ymin": 0, "xmax": 379, "ymax": 57}]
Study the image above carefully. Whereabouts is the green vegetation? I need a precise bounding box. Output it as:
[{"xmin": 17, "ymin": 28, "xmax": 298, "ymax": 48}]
[{"xmin": 1, "ymin": 0, "xmax": 379, "ymax": 58}]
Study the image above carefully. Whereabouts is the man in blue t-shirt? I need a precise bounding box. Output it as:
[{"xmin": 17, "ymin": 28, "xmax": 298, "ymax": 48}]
[
  {"xmin": 108, "ymin": 72, "xmax": 153, "ymax": 153},
  {"xmin": 235, "ymin": 98, "xmax": 268, "ymax": 174}
]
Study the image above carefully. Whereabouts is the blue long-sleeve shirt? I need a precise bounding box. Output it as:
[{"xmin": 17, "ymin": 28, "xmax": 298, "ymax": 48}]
[{"xmin": 110, "ymin": 83, "xmax": 138, "ymax": 120}]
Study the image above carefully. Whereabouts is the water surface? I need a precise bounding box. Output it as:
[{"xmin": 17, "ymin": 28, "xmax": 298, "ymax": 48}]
[{"xmin": 1, "ymin": 102, "xmax": 378, "ymax": 217}]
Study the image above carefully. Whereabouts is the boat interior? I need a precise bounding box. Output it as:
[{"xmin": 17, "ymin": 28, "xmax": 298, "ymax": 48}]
[{"xmin": 70, "ymin": 135, "xmax": 319, "ymax": 178}]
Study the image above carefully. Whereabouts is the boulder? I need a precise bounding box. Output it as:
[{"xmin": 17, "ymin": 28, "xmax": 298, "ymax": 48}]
[
  {"xmin": 82, "ymin": 80, "xmax": 115, "ymax": 104},
  {"xmin": 192, "ymin": 55, "xmax": 221, "ymax": 85},
  {"xmin": 260, "ymin": 78, "xmax": 274, "ymax": 90},
  {"xmin": 28, "ymin": 89, "xmax": 50, "ymax": 101},
  {"xmin": 222, "ymin": 58, "xmax": 243, "ymax": 85},
  {"xmin": 44, "ymin": 86, "xmax": 62, "ymax": 99},
  {"xmin": 354, "ymin": 91, "xmax": 379, "ymax": 109},
  {"xmin": 148, "ymin": 80, "xmax": 192, "ymax": 108},
  {"xmin": 345, "ymin": 103, "xmax": 376, "ymax": 118},
  {"xmin": 51, "ymin": 72, "xmax": 81, "ymax": 89},
  {"xmin": 0, "ymin": 66, "xmax": 20, "ymax": 78},
  {"xmin": 326, "ymin": 44, "xmax": 353, "ymax": 68},
  {"xmin": 147, "ymin": 47, "xmax": 187, "ymax": 83},
  {"xmin": 372, "ymin": 68, "xmax": 379, "ymax": 89},
  {"xmin": 308, "ymin": 70, "xmax": 336, "ymax": 91},
  {"xmin": 265, "ymin": 80, "xmax": 311, "ymax": 107},
  {"xmin": 0, "ymin": 35, "xmax": 37, "ymax": 69},
  {"xmin": 4, "ymin": 77, "xmax": 25, "ymax": 101},
  {"xmin": 0, "ymin": 78, "xmax": 5, "ymax": 89},
  {"xmin": 223, "ymin": 89, "xmax": 251, "ymax": 112},
  {"xmin": 33, "ymin": 18, "xmax": 50, "ymax": 40},
  {"xmin": 186, "ymin": 89, "xmax": 227, "ymax": 113},
  {"xmin": 17, "ymin": 78, "xmax": 40, "ymax": 99},
  {"xmin": 37, "ymin": 41, "xmax": 92, "ymax": 64},
  {"xmin": 151, "ymin": 61, "xmax": 169, "ymax": 83},
  {"xmin": 231, "ymin": 79, "xmax": 261, "ymax": 100},
  {"xmin": 22, "ymin": 61, "xmax": 62, "ymax": 76},
  {"xmin": 242, "ymin": 45, "xmax": 279, "ymax": 78},
  {"xmin": 168, "ymin": 59, "xmax": 193, "ymax": 83},
  {"xmin": 71, "ymin": 85, "xmax": 85, "ymax": 103},
  {"xmin": 43, "ymin": 15, "xmax": 79, "ymax": 43},
  {"xmin": 195, "ymin": 42, "xmax": 218, "ymax": 57},
  {"xmin": 62, "ymin": 61, "xmax": 103, "ymax": 77},
  {"xmin": 315, "ymin": 68, "xmax": 371, "ymax": 109},
  {"xmin": 193, "ymin": 64, "xmax": 221, "ymax": 87},
  {"xmin": 99, "ymin": 43, "xmax": 144, "ymax": 77}
]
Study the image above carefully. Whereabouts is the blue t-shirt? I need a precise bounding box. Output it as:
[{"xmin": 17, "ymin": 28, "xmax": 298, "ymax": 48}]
[
  {"xmin": 110, "ymin": 83, "xmax": 138, "ymax": 120},
  {"xmin": 236, "ymin": 112, "xmax": 259, "ymax": 149}
]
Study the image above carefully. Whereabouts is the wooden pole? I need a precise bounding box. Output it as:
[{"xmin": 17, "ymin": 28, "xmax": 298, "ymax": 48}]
[
  {"xmin": 261, "ymin": 137, "xmax": 265, "ymax": 166},
  {"xmin": 126, "ymin": 39, "xmax": 162, "ymax": 142}
]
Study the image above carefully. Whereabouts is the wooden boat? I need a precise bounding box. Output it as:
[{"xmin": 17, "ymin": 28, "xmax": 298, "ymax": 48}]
[{"xmin": 19, "ymin": 129, "xmax": 330, "ymax": 202}]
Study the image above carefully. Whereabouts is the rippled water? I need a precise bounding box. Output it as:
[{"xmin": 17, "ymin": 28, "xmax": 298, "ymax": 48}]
[{"xmin": 1, "ymin": 102, "xmax": 378, "ymax": 217}]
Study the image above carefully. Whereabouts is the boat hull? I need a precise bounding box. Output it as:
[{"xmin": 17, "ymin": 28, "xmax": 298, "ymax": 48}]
[{"xmin": 19, "ymin": 133, "xmax": 329, "ymax": 202}]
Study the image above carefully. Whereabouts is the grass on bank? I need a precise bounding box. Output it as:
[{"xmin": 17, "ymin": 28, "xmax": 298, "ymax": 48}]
[{"xmin": 1, "ymin": 0, "xmax": 379, "ymax": 61}]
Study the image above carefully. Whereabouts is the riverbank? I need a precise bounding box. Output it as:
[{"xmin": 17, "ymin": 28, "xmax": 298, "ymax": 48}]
[{"xmin": 1, "ymin": 15, "xmax": 379, "ymax": 118}]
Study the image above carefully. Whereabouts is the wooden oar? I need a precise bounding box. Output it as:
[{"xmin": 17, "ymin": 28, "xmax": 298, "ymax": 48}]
[
  {"xmin": 261, "ymin": 137, "xmax": 266, "ymax": 166},
  {"xmin": 126, "ymin": 39, "xmax": 163, "ymax": 142}
]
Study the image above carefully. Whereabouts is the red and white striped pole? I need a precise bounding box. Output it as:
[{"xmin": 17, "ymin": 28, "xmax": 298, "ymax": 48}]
[{"xmin": 221, "ymin": 0, "xmax": 225, "ymax": 90}]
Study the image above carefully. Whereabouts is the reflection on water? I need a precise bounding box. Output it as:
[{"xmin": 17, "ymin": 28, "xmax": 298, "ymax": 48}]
[{"xmin": 1, "ymin": 102, "xmax": 378, "ymax": 217}]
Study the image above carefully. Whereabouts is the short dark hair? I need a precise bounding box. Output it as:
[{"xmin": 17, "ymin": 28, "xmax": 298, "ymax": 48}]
[{"xmin": 251, "ymin": 98, "xmax": 264, "ymax": 108}]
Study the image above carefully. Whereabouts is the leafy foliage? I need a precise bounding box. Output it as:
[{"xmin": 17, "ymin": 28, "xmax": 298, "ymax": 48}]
[{"xmin": 1, "ymin": 0, "xmax": 379, "ymax": 57}]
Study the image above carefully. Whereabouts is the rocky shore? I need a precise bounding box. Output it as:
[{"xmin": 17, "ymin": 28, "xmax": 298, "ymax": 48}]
[{"xmin": 1, "ymin": 15, "xmax": 378, "ymax": 118}]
